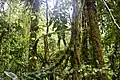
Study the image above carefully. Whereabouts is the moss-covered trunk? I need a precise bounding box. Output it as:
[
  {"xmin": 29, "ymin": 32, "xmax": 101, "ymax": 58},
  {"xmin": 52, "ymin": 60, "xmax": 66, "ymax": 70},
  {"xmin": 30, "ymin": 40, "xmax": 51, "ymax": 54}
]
[
  {"xmin": 81, "ymin": 2, "xmax": 89, "ymax": 64},
  {"xmin": 70, "ymin": 0, "xmax": 81, "ymax": 80},
  {"xmin": 86, "ymin": 0, "xmax": 103, "ymax": 68},
  {"xmin": 86, "ymin": 0, "xmax": 107, "ymax": 79}
]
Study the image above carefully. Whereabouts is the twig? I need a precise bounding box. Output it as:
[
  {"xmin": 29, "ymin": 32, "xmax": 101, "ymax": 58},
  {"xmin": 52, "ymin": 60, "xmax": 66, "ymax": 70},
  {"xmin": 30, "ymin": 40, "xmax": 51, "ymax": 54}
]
[{"xmin": 102, "ymin": 0, "xmax": 120, "ymax": 29}]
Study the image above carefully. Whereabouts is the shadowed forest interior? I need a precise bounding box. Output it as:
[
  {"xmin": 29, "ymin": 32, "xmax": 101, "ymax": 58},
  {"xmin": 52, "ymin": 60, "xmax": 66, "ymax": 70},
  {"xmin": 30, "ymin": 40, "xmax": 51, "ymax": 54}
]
[{"xmin": 0, "ymin": 0, "xmax": 120, "ymax": 80}]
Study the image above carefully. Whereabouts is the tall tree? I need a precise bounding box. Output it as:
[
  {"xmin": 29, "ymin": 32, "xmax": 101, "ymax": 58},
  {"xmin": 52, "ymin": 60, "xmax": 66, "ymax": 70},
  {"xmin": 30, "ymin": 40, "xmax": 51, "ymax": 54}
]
[
  {"xmin": 28, "ymin": 0, "xmax": 40, "ymax": 71},
  {"xmin": 86, "ymin": 0, "xmax": 107, "ymax": 79},
  {"xmin": 81, "ymin": 0, "xmax": 89, "ymax": 64},
  {"xmin": 69, "ymin": 0, "xmax": 81, "ymax": 79}
]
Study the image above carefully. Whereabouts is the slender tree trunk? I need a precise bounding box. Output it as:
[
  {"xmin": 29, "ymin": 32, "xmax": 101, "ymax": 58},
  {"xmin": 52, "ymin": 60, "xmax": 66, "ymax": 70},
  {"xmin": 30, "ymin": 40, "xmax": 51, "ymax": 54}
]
[
  {"xmin": 27, "ymin": 0, "xmax": 40, "ymax": 72},
  {"xmin": 81, "ymin": 2, "xmax": 89, "ymax": 64},
  {"xmin": 45, "ymin": 0, "xmax": 54, "ymax": 79},
  {"xmin": 28, "ymin": 14, "xmax": 39, "ymax": 71},
  {"xmin": 70, "ymin": 0, "xmax": 81, "ymax": 79},
  {"xmin": 86, "ymin": 0, "xmax": 107, "ymax": 79},
  {"xmin": 86, "ymin": 0, "xmax": 103, "ymax": 68},
  {"xmin": 44, "ymin": 0, "xmax": 49, "ymax": 63}
]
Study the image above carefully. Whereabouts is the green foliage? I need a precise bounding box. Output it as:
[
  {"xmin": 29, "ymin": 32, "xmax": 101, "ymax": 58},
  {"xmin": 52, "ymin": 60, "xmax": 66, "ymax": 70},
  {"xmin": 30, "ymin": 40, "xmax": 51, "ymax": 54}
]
[{"xmin": 0, "ymin": 0, "xmax": 120, "ymax": 80}]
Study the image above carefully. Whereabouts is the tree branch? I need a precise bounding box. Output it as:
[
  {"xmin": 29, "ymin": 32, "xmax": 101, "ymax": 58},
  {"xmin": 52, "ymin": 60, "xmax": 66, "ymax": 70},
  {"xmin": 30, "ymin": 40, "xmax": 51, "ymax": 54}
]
[{"xmin": 102, "ymin": 0, "xmax": 120, "ymax": 29}]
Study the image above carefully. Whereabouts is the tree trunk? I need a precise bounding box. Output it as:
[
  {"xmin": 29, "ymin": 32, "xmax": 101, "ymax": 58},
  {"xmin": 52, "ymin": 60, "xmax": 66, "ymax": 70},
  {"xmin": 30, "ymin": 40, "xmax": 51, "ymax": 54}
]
[
  {"xmin": 86, "ymin": 0, "xmax": 103, "ymax": 68},
  {"xmin": 70, "ymin": 0, "xmax": 81, "ymax": 79},
  {"xmin": 81, "ymin": 2, "xmax": 89, "ymax": 64},
  {"xmin": 86, "ymin": 0, "xmax": 107, "ymax": 79},
  {"xmin": 27, "ymin": 0, "xmax": 40, "ymax": 72},
  {"xmin": 28, "ymin": 14, "xmax": 39, "ymax": 71}
]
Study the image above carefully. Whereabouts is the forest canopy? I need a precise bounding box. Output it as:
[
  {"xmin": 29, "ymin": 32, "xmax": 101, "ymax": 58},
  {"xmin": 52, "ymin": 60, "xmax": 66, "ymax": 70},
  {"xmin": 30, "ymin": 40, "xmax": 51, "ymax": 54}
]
[{"xmin": 0, "ymin": 0, "xmax": 120, "ymax": 80}]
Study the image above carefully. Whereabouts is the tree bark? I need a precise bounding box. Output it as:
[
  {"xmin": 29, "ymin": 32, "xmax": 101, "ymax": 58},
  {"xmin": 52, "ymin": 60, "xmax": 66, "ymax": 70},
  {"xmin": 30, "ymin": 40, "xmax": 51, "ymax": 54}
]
[
  {"xmin": 86, "ymin": 0, "xmax": 103, "ymax": 68},
  {"xmin": 86, "ymin": 0, "xmax": 107, "ymax": 79},
  {"xmin": 70, "ymin": 0, "xmax": 81, "ymax": 80},
  {"xmin": 81, "ymin": 2, "xmax": 89, "ymax": 64}
]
